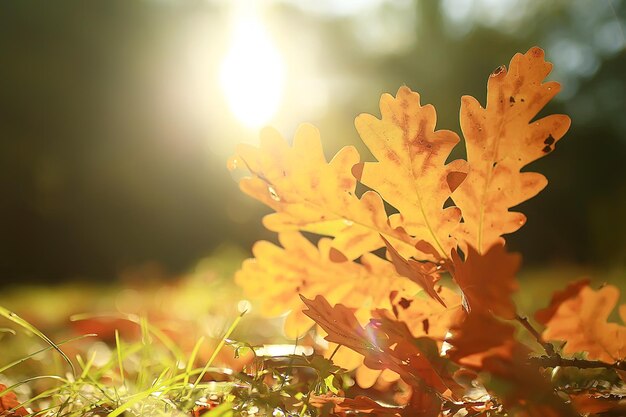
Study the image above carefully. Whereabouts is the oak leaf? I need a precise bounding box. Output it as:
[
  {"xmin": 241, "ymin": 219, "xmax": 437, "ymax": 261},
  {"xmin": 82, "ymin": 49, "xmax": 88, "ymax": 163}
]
[
  {"xmin": 353, "ymin": 365, "xmax": 392, "ymax": 389},
  {"xmin": 541, "ymin": 284, "xmax": 626, "ymax": 363},
  {"xmin": 235, "ymin": 232, "xmax": 416, "ymax": 337},
  {"xmin": 451, "ymin": 47, "xmax": 571, "ymax": 253},
  {"xmin": 451, "ymin": 244, "xmax": 520, "ymax": 319},
  {"xmin": 447, "ymin": 312, "xmax": 577, "ymax": 417},
  {"xmin": 368, "ymin": 312, "xmax": 464, "ymax": 397},
  {"xmin": 300, "ymin": 295, "xmax": 385, "ymax": 357},
  {"xmin": 308, "ymin": 394, "xmax": 402, "ymax": 416},
  {"xmin": 354, "ymin": 86, "xmax": 467, "ymax": 260},
  {"xmin": 228, "ymin": 123, "xmax": 416, "ymax": 261},
  {"xmin": 382, "ymin": 236, "xmax": 444, "ymax": 305},
  {"xmin": 402, "ymin": 389, "xmax": 442, "ymax": 417},
  {"xmin": 534, "ymin": 278, "xmax": 589, "ymax": 325},
  {"xmin": 0, "ymin": 385, "xmax": 28, "ymax": 417},
  {"xmin": 386, "ymin": 286, "xmax": 462, "ymax": 343},
  {"xmin": 446, "ymin": 311, "xmax": 518, "ymax": 371},
  {"xmin": 325, "ymin": 293, "xmax": 459, "ymax": 390},
  {"xmin": 570, "ymin": 393, "xmax": 626, "ymax": 415},
  {"xmin": 301, "ymin": 295, "xmax": 460, "ymax": 397}
]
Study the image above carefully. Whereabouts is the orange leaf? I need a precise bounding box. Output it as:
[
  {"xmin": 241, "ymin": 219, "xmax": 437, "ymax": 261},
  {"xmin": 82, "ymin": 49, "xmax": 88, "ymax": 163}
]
[
  {"xmin": 300, "ymin": 295, "xmax": 381, "ymax": 357},
  {"xmin": 570, "ymin": 393, "xmax": 626, "ymax": 415},
  {"xmin": 229, "ymin": 123, "xmax": 417, "ymax": 261},
  {"xmin": 382, "ymin": 236, "xmax": 444, "ymax": 305},
  {"xmin": 403, "ymin": 388, "xmax": 442, "ymax": 417},
  {"xmin": 309, "ymin": 394, "xmax": 402, "ymax": 416},
  {"xmin": 534, "ymin": 278, "xmax": 589, "ymax": 325},
  {"xmin": 236, "ymin": 232, "xmax": 417, "ymax": 338},
  {"xmin": 387, "ymin": 286, "xmax": 462, "ymax": 343},
  {"xmin": 541, "ymin": 284, "xmax": 626, "ymax": 362},
  {"xmin": 0, "ymin": 385, "xmax": 28, "ymax": 417},
  {"xmin": 354, "ymin": 86, "xmax": 467, "ymax": 260},
  {"xmin": 446, "ymin": 311, "xmax": 518, "ymax": 371},
  {"xmin": 451, "ymin": 244, "xmax": 520, "ymax": 319},
  {"xmin": 447, "ymin": 313, "xmax": 577, "ymax": 416},
  {"xmin": 301, "ymin": 295, "xmax": 460, "ymax": 397},
  {"xmin": 452, "ymin": 47, "xmax": 571, "ymax": 253}
]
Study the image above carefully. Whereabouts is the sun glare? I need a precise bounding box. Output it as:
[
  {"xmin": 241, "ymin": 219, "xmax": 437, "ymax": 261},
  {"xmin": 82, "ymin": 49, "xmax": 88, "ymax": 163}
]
[{"xmin": 220, "ymin": 8, "xmax": 285, "ymax": 129}]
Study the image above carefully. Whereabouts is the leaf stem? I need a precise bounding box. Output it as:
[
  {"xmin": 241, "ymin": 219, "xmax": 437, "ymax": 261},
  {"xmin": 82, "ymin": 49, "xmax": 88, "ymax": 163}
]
[
  {"xmin": 328, "ymin": 345, "xmax": 341, "ymax": 362},
  {"xmin": 515, "ymin": 314, "xmax": 555, "ymax": 356},
  {"xmin": 189, "ymin": 309, "xmax": 246, "ymax": 394}
]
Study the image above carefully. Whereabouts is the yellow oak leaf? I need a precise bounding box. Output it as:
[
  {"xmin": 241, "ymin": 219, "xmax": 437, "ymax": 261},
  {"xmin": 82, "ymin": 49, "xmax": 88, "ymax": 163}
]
[
  {"xmin": 235, "ymin": 232, "xmax": 417, "ymax": 338},
  {"xmin": 354, "ymin": 364, "xmax": 397, "ymax": 389},
  {"xmin": 354, "ymin": 86, "xmax": 467, "ymax": 260},
  {"xmin": 451, "ymin": 47, "xmax": 571, "ymax": 253},
  {"xmin": 323, "ymin": 342, "xmax": 402, "ymax": 390},
  {"xmin": 228, "ymin": 123, "xmax": 416, "ymax": 261},
  {"xmin": 541, "ymin": 285, "xmax": 626, "ymax": 363},
  {"xmin": 388, "ymin": 286, "xmax": 462, "ymax": 343}
]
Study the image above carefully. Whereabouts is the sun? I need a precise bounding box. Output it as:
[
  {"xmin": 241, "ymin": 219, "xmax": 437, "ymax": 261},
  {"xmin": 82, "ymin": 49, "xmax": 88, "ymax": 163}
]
[{"xmin": 219, "ymin": 8, "xmax": 285, "ymax": 129}]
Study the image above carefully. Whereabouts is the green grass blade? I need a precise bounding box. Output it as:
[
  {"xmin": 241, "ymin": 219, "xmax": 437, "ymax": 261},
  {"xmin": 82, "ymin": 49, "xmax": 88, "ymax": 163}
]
[
  {"xmin": 0, "ymin": 305, "xmax": 76, "ymax": 377},
  {"xmin": 190, "ymin": 310, "xmax": 246, "ymax": 394},
  {"xmin": 0, "ymin": 333, "xmax": 95, "ymax": 374},
  {"xmin": 183, "ymin": 336, "xmax": 205, "ymax": 390},
  {"xmin": 108, "ymin": 367, "xmax": 171, "ymax": 417},
  {"xmin": 70, "ymin": 312, "xmax": 185, "ymax": 362},
  {"xmin": 115, "ymin": 329, "xmax": 125, "ymax": 386}
]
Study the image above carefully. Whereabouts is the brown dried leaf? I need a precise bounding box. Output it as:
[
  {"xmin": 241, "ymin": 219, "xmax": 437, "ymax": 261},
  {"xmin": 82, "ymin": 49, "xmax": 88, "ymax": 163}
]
[
  {"xmin": 0, "ymin": 385, "xmax": 28, "ymax": 417},
  {"xmin": 451, "ymin": 244, "xmax": 520, "ymax": 319},
  {"xmin": 309, "ymin": 394, "xmax": 402, "ymax": 416},
  {"xmin": 447, "ymin": 312, "xmax": 578, "ymax": 417},
  {"xmin": 446, "ymin": 311, "xmax": 518, "ymax": 370},
  {"xmin": 300, "ymin": 295, "xmax": 380, "ymax": 356},
  {"xmin": 301, "ymin": 295, "xmax": 459, "ymax": 397},
  {"xmin": 570, "ymin": 393, "xmax": 626, "ymax": 415},
  {"xmin": 382, "ymin": 236, "xmax": 444, "ymax": 305}
]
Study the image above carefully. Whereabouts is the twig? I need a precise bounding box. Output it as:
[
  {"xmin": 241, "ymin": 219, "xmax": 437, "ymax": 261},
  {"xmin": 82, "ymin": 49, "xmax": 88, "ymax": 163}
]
[
  {"xmin": 515, "ymin": 314, "xmax": 556, "ymax": 356},
  {"xmin": 530, "ymin": 355, "xmax": 626, "ymax": 372},
  {"xmin": 513, "ymin": 315, "xmax": 626, "ymax": 372},
  {"xmin": 328, "ymin": 344, "xmax": 341, "ymax": 362}
]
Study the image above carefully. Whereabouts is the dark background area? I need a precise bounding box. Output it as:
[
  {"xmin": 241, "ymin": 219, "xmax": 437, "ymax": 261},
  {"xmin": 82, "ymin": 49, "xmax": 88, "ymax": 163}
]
[{"xmin": 0, "ymin": 0, "xmax": 625, "ymax": 284}]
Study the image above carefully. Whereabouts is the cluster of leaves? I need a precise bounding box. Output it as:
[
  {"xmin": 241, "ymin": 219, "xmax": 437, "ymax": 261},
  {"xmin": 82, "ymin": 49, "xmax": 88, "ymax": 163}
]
[
  {"xmin": 229, "ymin": 47, "xmax": 626, "ymax": 416},
  {"xmin": 1, "ymin": 47, "xmax": 625, "ymax": 417}
]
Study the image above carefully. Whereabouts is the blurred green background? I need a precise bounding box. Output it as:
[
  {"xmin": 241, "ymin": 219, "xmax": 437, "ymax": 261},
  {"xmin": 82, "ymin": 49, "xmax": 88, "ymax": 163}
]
[{"xmin": 1, "ymin": 0, "xmax": 625, "ymax": 284}]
